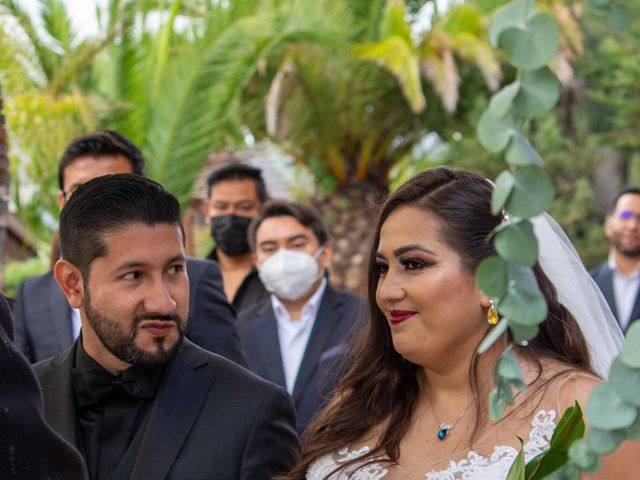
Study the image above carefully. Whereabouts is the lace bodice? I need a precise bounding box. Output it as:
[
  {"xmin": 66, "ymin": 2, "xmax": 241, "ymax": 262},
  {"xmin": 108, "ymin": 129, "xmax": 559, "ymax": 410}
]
[{"xmin": 306, "ymin": 410, "xmax": 557, "ymax": 480}]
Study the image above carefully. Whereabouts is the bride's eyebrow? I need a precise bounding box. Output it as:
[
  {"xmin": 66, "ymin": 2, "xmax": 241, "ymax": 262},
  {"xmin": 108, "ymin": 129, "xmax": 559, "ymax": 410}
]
[{"xmin": 393, "ymin": 245, "xmax": 436, "ymax": 257}]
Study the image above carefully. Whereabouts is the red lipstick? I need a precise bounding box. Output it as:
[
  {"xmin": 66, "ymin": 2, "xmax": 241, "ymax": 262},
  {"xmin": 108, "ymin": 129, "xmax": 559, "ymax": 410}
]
[{"xmin": 389, "ymin": 310, "xmax": 416, "ymax": 325}]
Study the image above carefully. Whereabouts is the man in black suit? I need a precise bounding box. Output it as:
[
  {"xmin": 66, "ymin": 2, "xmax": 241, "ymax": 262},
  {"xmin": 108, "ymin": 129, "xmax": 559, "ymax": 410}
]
[
  {"xmin": 35, "ymin": 174, "xmax": 297, "ymax": 479},
  {"xmin": 238, "ymin": 200, "xmax": 363, "ymax": 434},
  {"xmin": 13, "ymin": 130, "xmax": 245, "ymax": 365},
  {"xmin": 591, "ymin": 187, "xmax": 640, "ymax": 333}
]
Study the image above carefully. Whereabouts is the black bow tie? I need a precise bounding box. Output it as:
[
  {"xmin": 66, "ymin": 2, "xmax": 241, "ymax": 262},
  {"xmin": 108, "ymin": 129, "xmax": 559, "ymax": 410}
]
[{"xmin": 72, "ymin": 366, "xmax": 159, "ymax": 407}]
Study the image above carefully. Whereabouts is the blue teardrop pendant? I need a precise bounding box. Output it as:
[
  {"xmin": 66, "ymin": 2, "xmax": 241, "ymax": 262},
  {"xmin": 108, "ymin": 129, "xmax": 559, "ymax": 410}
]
[{"xmin": 437, "ymin": 428, "xmax": 448, "ymax": 440}]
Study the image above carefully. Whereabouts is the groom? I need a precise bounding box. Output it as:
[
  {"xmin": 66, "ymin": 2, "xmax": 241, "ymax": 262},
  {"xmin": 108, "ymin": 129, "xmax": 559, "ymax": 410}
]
[{"xmin": 34, "ymin": 174, "xmax": 297, "ymax": 479}]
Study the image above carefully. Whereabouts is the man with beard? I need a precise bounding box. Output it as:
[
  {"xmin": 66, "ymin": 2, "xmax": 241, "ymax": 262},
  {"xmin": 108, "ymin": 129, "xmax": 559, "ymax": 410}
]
[
  {"xmin": 591, "ymin": 187, "xmax": 640, "ymax": 333},
  {"xmin": 34, "ymin": 174, "xmax": 297, "ymax": 480},
  {"xmin": 206, "ymin": 163, "xmax": 269, "ymax": 312}
]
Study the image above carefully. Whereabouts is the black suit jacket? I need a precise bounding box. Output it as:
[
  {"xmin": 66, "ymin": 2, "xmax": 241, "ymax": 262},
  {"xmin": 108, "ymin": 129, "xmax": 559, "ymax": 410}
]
[
  {"xmin": 34, "ymin": 339, "xmax": 298, "ymax": 480},
  {"xmin": 0, "ymin": 296, "xmax": 87, "ymax": 480},
  {"xmin": 590, "ymin": 261, "xmax": 640, "ymax": 332},
  {"xmin": 13, "ymin": 257, "xmax": 247, "ymax": 365},
  {"xmin": 238, "ymin": 284, "xmax": 363, "ymax": 434}
]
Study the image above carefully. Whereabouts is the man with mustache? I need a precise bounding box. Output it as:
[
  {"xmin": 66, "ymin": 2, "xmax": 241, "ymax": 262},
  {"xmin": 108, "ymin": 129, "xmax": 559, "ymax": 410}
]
[
  {"xmin": 591, "ymin": 187, "xmax": 640, "ymax": 333},
  {"xmin": 34, "ymin": 174, "xmax": 297, "ymax": 480}
]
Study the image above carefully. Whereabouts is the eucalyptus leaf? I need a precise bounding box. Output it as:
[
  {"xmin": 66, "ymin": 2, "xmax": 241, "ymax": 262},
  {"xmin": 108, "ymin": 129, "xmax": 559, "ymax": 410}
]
[
  {"xmin": 498, "ymin": 263, "xmax": 547, "ymax": 327},
  {"xmin": 478, "ymin": 317, "xmax": 508, "ymax": 354},
  {"xmin": 489, "ymin": 82, "xmax": 520, "ymax": 118},
  {"xmin": 497, "ymin": 349, "xmax": 524, "ymax": 382},
  {"xmin": 586, "ymin": 427, "xmax": 624, "ymax": 455},
  {"xmin": 512, "ymin": 67, "xmax": 560, "ymax": 119},
  {"xmin": 476, "ymin": 256, "xmax": 509, "ymax": 298},
  {"xmin": 609, "ymin": 358, "xmax": 640, "ymax": 406},
  {"xmin": 586, "ymin": 383, "xmax": 638, "ymax": 430},
  {"xmin": 488, "ymin": 0, "xmax": 535, "ymax": 47},
  {"xmin": 619, "ymin": 322, "xmax": 640, "ymax": 368},
  {"xmin": 506, "ymin": 132, "xmax": 543, "ymax": 167},
  {"xmin": 607, "ymin": 4, "xmax": 631, "ymax": 31},
  {"xmin": 489, "ymin": 388, "xmax": 504, "ymax": 422},
  {"xmin": 491, "ymin": 170, "xmax": 515, "ymax": 215},
  {"xmin": 511, "ymin": 324, "xmax": 538, "ymax": 344},
  {"xmin": 494, "ymin": 220, "xmax": 538, "ymax": 266},
  {"xmin": 477, "ymin": 110, "xmax": 516, "ymax": 153},
  {"xmin": 568, "ymin": 440, "xmax": 600, "ymax": 471},
  {"xmin": 499, "ymin": 13, "xmax": 559, "ymax": 70},
  {"xmin": 623, "ymin": 411, "xmax": 640, "ymax": 440},
  {"xmin": 505, "ymin": 165, "xmax": 555, "ymax": 219}
]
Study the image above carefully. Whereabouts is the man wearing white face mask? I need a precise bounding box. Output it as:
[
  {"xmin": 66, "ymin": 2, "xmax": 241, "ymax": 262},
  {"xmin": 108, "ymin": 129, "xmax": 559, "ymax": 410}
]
[{"xmin": 237, "ymin": 200, "xmax": 364, "ymax": 434}]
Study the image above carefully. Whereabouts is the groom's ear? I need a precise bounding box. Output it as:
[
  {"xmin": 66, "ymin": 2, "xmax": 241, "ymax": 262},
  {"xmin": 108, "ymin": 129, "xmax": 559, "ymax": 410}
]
[{"xmin": 54, "ymin": 259, "xmax": 85, "ymax": 309}]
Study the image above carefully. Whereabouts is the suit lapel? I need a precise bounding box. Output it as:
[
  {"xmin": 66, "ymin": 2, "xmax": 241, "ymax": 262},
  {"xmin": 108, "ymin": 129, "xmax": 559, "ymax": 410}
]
[
  {"xmin": 38, "ymin": 345, "xmax": 78, "ymax": 447},
  {"xmin": 598, "ymin": 268, "xmax": 619, "ymax": 321},
  {"xmin": 627, "ymin": 286, "xmax": 640, "ymax": 332},
  {"xmin": 292, "ymin": 286, "xmax": 342, "ymax": 404},
  {"xmin": 249, "ymin": 303, "xmax": 287, "ymax": 388},
  {"xmin": 128, "ymin": 341, "xmax": 216, "ymax": 480},
  {"xmin": 49, "ymin": 274, "xmax": 74, "ymax": 349}
]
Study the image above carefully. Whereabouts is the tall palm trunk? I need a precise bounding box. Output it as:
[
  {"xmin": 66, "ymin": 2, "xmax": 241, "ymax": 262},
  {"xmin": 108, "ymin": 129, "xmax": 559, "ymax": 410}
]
[
  {"xmin": 0, "ymin": 84, "xmax": 9, "ymax": 289},
  {"xmin": 309, "ymin": 181, "xmax": 385, "ymax": 294}
]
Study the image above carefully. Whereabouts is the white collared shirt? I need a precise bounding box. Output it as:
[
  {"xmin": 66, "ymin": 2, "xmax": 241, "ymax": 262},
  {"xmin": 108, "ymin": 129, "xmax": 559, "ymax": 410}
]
[
  {"xmin": 70, "ymin": 307, "xmax": 82, "ymax": 340},
  {"xmin": 608, "ymin": 256, "xmax": 640, "ymax": 330},
  {"xmin": 271, "ymin": 278, "xmax": 327, "ymax": 393}
]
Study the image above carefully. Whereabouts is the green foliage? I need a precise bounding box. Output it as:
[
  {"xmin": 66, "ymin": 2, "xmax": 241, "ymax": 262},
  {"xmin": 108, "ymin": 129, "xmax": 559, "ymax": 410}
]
[{"xmin": 3, "ymin": 256, "xmax": 48, "ymax": 297}]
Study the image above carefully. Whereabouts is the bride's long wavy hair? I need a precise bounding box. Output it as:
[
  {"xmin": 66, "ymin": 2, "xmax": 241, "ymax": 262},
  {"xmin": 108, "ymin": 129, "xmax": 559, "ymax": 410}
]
[{"xmin": 282, "ymin": 167, "xmax": 592, "ymax": 480}]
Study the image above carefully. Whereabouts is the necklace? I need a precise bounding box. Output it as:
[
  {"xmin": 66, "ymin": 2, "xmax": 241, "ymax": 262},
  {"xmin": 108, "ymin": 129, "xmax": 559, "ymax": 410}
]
[{"xmin": 428, "ymin": 393, "xmax": 478, "ymax": 441}]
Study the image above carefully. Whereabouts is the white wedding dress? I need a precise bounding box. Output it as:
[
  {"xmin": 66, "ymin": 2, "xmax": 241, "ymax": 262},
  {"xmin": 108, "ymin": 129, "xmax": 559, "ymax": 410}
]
[{"xmin": 306, "ymin": 409, "xmax": 556, "ymax": 480}]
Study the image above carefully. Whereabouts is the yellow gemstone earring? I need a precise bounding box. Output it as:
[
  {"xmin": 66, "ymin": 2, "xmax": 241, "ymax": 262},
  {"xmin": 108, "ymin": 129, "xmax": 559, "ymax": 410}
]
[{"xmin": 487, "ymin": 299, "xmax": 499, "ymax": 326}]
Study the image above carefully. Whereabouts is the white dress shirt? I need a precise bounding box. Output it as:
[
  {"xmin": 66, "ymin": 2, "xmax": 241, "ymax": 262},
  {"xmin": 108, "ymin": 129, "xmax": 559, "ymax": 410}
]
[
  {"xmin": 70, "ymin": 307, "xmax": 82, "ymax": 340},
  {"xmin": 271, "ymin": 278, "xmax": 327, "ymax": 393},
  {"xmin": 609, "ymin": 256, "xmax": 640, "ymax": 330}
]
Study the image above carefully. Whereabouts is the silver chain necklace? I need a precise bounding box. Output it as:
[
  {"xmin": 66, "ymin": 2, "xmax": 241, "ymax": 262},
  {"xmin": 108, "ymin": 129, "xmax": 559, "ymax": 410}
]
[{"xmin": 428, "ymin": 393, "xmax": 478, "ymax": 441}]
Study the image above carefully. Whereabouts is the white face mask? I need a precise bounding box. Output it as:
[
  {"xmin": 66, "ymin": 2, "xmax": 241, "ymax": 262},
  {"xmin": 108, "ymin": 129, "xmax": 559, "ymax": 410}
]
[{"xmin": 258, "ymin": 248, "xmax": 323, "ymax": 301}]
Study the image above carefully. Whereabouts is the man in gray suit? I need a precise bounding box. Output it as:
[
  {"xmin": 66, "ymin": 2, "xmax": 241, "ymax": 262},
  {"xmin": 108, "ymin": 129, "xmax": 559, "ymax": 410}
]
[
  {"xmin": 591, "ymin": 187, "xmax": 640, "ymax": 333},
  {"xmin": 35, "ymin": 174, "xmax": 297, "ymax": 479},
  {"xmin": 13, "ymin": 131, "xmax": 245, "ymax": 365},
  {"xmin": 238, "ymin": 200, "xmax": 363, "ymax": 434}
]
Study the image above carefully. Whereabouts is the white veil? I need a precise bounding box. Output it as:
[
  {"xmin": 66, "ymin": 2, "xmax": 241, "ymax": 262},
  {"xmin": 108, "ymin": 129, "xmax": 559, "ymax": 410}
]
[{"xmin": 532, "ymin": 213, "xmax": 624, "ymax": 378}]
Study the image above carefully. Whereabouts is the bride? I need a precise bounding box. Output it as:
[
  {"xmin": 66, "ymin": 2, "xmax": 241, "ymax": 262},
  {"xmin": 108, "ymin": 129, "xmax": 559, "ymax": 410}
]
[{"xmin": 282, "ymin": 167, "xmax": 635, "ymax": 479}]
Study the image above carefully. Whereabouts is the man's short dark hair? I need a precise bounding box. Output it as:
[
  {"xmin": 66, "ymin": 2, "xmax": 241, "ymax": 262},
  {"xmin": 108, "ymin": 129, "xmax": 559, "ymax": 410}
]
[
  {"xmin": 248, "ymin": 200, "xmax": 330, "ymax": 252},
  {"xmin": 58, "ymin": 130, "xmax": 145, "ymax": 191},
  {"xmin": 206, "ymin": 163, "xmax": 268, "ymax": 202},
  {"xmin": 59, "ymin": 174, "xmax": 182, "ymax": 277},
  {"xmin": 610, "ymin": 187, "xmax": 640, "ymax": 213}
]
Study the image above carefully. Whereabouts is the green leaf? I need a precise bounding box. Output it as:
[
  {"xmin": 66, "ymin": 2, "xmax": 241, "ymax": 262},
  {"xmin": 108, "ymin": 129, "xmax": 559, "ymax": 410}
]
[
  {"xmin": 550, "ymin": 402, "xmax": 585, "ymax": 451},
  {"xmin": 607, "ymin": 4, "xmax": 631, "ymax": 32},
  {"xmin": 609, "ymin": 358, "xmax": 640, "ymax": 407},
  {"xmin": 505, "ymin": 165, "xmax": 555, "ymax": 219},
  {"xmin": 478, "ymin": 317, "xmax": 508, "ymax": 354},
  {"xmin": 586, "ymin": 383, "xmax": 638, "ymax": 430},
  {"xmin": 588, "ymin": 0, "xmax": 610, "ymax": 7},
  {"xmin": 512, "ymin": 67, "xmax": 560, "ymax": 119},
  {"xmin": 568, "ymin": 440, "xmax": 601, "ymax": 472},
  {"xmin": 492, "ymin": 170, "xmax": 515, "ymax": 215},
  {"xmin": 477, "ymin": 110, "xmax": 516, "ymax": 153},
  {"xmin": 488, "ymin": 0, "xmax": 535, "ymax": 47},
  {"xmin": 354, "ymin": 37, "xmax": 425, "ymax": 113},
  {"xmin": 506, "ymin": 132, "xmax": 544, "ymax": 167},
  {"xmin": 506, "ymin": 438, "xmax": 525, "ymax": 480},
  {"xmin": 476, "ymin": 255, "xmax": 509, "ymax": 298},
  {"xmin": 497, "ymin": 349, "xmax": 525, "ymax": 385},
  {"xmin": 624, "ymin": 411, "xmax": 640, "ymax": 440},
  {"xmin": 380, "ymin": 0, "xmax": 413, "ymax": 45},
  {"xmin": 499, "ymin": 13, "xmax": 559, "ymax": 70},
  {"xmin": 619, "ymin": 322, "xmax": 640, "ymax": 368},
  {"xmin": 489, "ymin": 82, "xmax": 520, "ymax": 118},
  {"xmin": 498, "ymin": 263, "xmax": 547, "ymax": 327},
  {"xmin": 511, "ymin": 324, "xmax": 539, "ymax": 344},
  {"xmin": 586, "ymin": 427, "xmax": 624, "ymax": 455},
  {"xmin": 494, "ymin": 220, "xmax": 538, "ymax": 267}
]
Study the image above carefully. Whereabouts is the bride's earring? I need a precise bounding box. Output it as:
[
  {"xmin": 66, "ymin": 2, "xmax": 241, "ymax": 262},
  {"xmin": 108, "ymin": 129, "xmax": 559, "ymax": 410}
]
[{"xmin": 487, "ymin": 299, "xmax": 499, "ymax": 326}]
